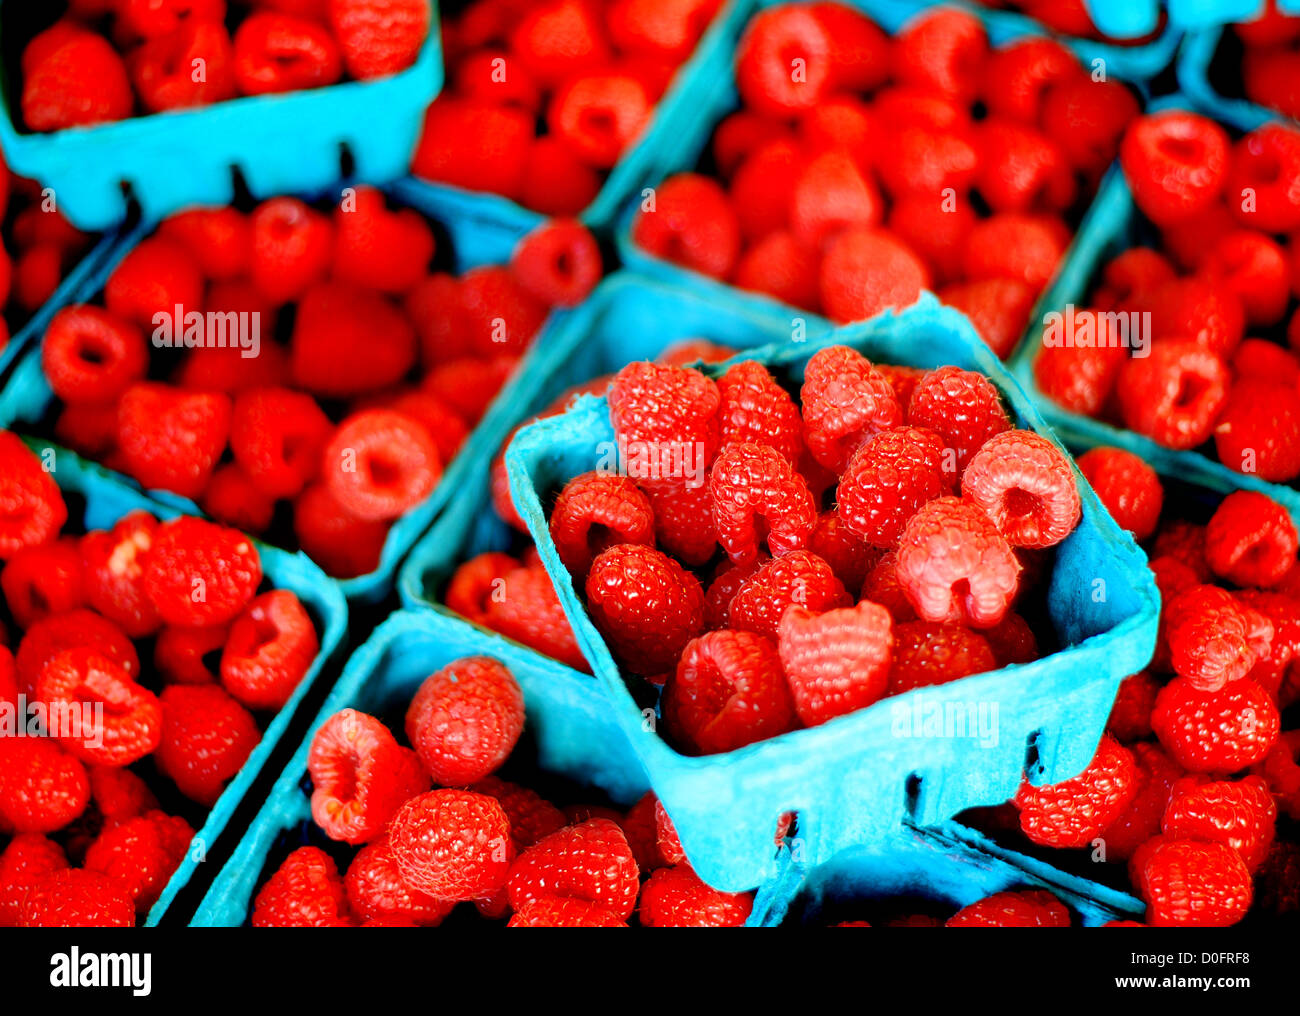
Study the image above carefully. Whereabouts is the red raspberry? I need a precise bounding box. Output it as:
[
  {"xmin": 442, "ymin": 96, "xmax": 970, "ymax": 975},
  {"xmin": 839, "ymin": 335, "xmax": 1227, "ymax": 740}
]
[
  {"xmin": 1154, "ymin": 523, "xmax": 1212, "ymax": 583},
  {"xmin": 887, "ymin": 621, "xmax": 996, "ymax": 694},
  {"xmin": 143, "ymin": 516, "xmax": 261, "ymax": 627},
  {"xmin": 938, "ymin": 279, "xmax": 1035, "ymax": 360},
  {"xmin": 252, "ymin": 846, "xmax": 349, "ymax": 927},
  {"xmin": 962, "ymin": 430, "xmax": 1081, "ymax": 549},
  {"xmin": 15, "ymin": 609, "xmax": 139, "ymax": 699},
  {"xmin": 790, "ymin": 150, "xmax": 882, "ymax": 248},
  {"xmin": 249, "ymin": 197, "xmax": 334, "ymax": 305},
  {"xmin": 1033, "ymin": 334, "xmax": 1126, "ymax": 418},
  {"xmin": 2, "ymin": 539, "xmax": 85, "ymax": 629},
  {"xmin": 638, "ymin": 865, "xmax": 753, "ymax": 927},
  {"xmin": 388, "ymin": 789, "xmax": 513, "ymax": 902},
  {"xmin": 131, "ymin": 20, "xmax": 236, "ymax": 110},
  {"xmin": 585, "ymin": 544, "xmax": 705, "ymax": 677},
  {"xmin": 1152, "ymin": 676, "xmax": 1280, "ymax": 773},
  {"xmin": 483, "ymin": 564, "xmax": 588, "ymax": 672},
  {"xmin": 662, "ymin": 629, "xmax": 796, "ymax": 754},
  {"xmin": 548, "ymin": 73, "xmax": 651, "ymax": 170},
  {"xmin": 906, "ymin": 366, "xmax": 1010, "ymax": 476},
  {"xmin": 507, "ymin": 0, "xmax": 608, "ymax": 87},
  {"xmin": 1014, "ymin": 734, "xmax": 1139, "ymax": 848},
  {"xmin": 726, "ymin": 550, "xmax": 851, "ymax": 640},
  {"xmin": 83, "ymin": 811, "xmax": 193, "ymax": 914},
  {"xmin": 19, "ymin": 869, "xmax": 135, "ymax": 928},
  {"xmin": 875, "ymin": 125, "xmax": 979, "ymax": 204},
  {"xmin": 328, "ymin": 0, "xmax": 428, "ymax": 79},
  {"xmin": 290, "ymin": 282, "xmax": 417, "ymax": 397},
  {"xmin": 1075, "ymin": 447, "xmax": 1164, "ymax": 542},
  {"xmin": 221, "ymin": 590, "xmax": 318, "ymax": 711},
  {"xmin": 515, "ymin": 136, "xmax": 599, "ymax": 215},
  {"xmin": 716, "ymin": 361, "xmax": 804, "ymax": 466},
  {"xmin": 608, "ymin": 361, "xmax": 720, "ymax": 488},
  {"xmin": 797, "ymin": 95, "xmax": 875, "ymax": 172},
  {"xmin": 0, "ymin": 834, "xmax": 67, "ymax": 927},
  {"xmin": 405, "ymin": 657, "xmax": 523, "ymax": 786},
  {"xmin": 733, "ymin": 231, "xmax": 820, "ymax": 310},
  {"xmin": 620, "ymin": 792, "xmax": 663, "ymax": 873},
  {"xmin": 413, "ymin": 98, "xmax": 533, "ymax": 202},
  {"xmin": 1213, "ymin": 380, "xmax": 1300, "ymax": 482},
  {"xmin": 984, "ymin": 35, "xmax": 1079, "ymax": 123},
  {"xmin": 808, "ymin": 511, "xmax": 879, "ymax": 593},
  {"xmin": 1093, "ymin": 247, "xmax": 1177, "ymax": 311},
  {"xmin": 729, "ymin": 139, "xmax": 804, "ymax": 244},
  {"xmin": 455, "ymin": 264, "xmax": 548, "ymax": 358},
  {"xmin": 1146, "ymin": 277, "xmax": 1245, "ymax": 359},
  {"xmin": 344, "ymin": 838, "xmax": 454, "ymax": 927},
  {"xmin": 42, "ymin": 306, "xmax": 146, "ymax": 405},
  {"xmin": 549, "ymin": 472, "xmax": 655, "ymax": 578},
  {"xmin": 36, "ymin": 649, "xmax": 163, "ymax": 767},
  {"xmin": 156, "ymin": 684, "xmax": 259, "ymax": 805},
  {"xmin": 983, "ymin": 611, "xmax": 1040, "ymax": 667},
  {"xmin": 703, "ymin": 555, "xmax": 766, "ymax": 631},
  {"xmin": 308, "ymin": 709, "xmax": 429, "ymax": 845},
  {"xmin": 1040, "ymin": 76, "xmax": 1139, "ymax": 177},
  {"xmin": 176, "ymin": 340, "xmax": 289, "ymax": 396},
  {"xmin": 22, "ymin": 30, "xmax": 132, "ymax": 131},
  {"xmin": 945, "ymin": 889, "xmax": 1071, "ymax": 928},
  {"xmin": 508, "ymin": 218, "xmax": 601, "ymax": 309},
  {"xmin": 117, "ymin": 0, "xmax": 225, "ymax": 39},
  {"xmin": 643, "ymin": 479, "xmax": 719, "ymax": 568},
  {"xmin": 293, "ymin": 482, "xmax": 389, "ymax": 579},
  {"xmin": 508, "ymin": 818, "xmax": 640, "ymax": 920},
  {"xmin": 1225, "ymin": 124, "xmax": 1300, "ymax": 233},
  {"xmin": 0, "ymin": 431, "xmax": 67, "ymax": 560},
  {"xmin": 1120, "ymin": 112, "xmax": 1230, "ymax": 226},
  {"xmin": 895, "ymin": 497, "xmax": 1020, "ymax": 629},
  {"xmin": 892, "ymin": 7, "xmax": 986, "ymax": 104},
  {"xmin": 890, "ymin": 195, "xmax": 976, "ymax": 289},
  {"xmin": 204, "ymin": 465, "xmax": 274, "ymax": 534},
  {"xmin": 116, "ymin": 383, "xmax": 232, "ymax": 499},
  {"xmin": 228, "ymin": 388, "xmax": 331, "ymax": 501},
  {"xmin": 976, "ymin": 119, "xmax": 1076, "ymax": 214},
  {"xmin": 1141, "ymin": 839, "xmax": 1252, "ymax": 927},
  {"xmin": 157, "ymin": 207, "xmax": 250, "ymax": 281},
  {"xmin": 1117, "ymin": 341, "xmax": 1229, "ymax": 451},
  {"xmin": 76, "ymin": 513, "xmax": 160, "ymax": 639},
  {"xmin": 0, "ymin": 737, "xmax": 89, "ymax": 834},
  {"xmin": 1163, "ymin": 775, "xmax": 1276, "ymax": 873},
  {"xmin": 837, "ymin": 426, "xmax": 954, "ymax": 548},
  {"xmin": 232, "ymin": 12, "xmax": 341, "ymax": 95},
  {"xmin": 88, "ymin": 765, "xmax": 159, "ymax": 828},
  {"xmin": 735, "ymin": 6, "xmax": 833, "ymax": 116},
  {"xmin": 799, "ymin": 345, "xmax": 902, "ymax": 474},
  {"xmin": 328, "ymin": 188, "xmax": 433, "ymax": 295},
  {"xmin": 1107, "ymin": 672, "xmax": 1160, "ymax": 743},
  {"xmin": 1164, "ymin": 585, "xmax": 1269, "ymax": 690},
  {"xmin": 710, "ymin": 442, "xmax": 817, "ymax": 565},
  {"xmin": 471, "ymin": 776, "xmax": 567, "ymax": 852},
  {"xmin": 104, "ymin": 237, "xmax": 204, "ymax": 331},
  {"xmin": 444, "ymin": 552, "xmax": 519, "ymax": 625},
  {"xmin": 1234, "ymin": 338, "xmax": 1300, "ymax": 387},
  {"xmin": 778, "ymin": 601, "xmax": 892, "ymax": 727},
  {"xmin": 1204, "ymin": 491, "xmax": 1298, "ymax": 588},
  {"xmin": 1100, "ymin": 742, "xmax": 1182, "ymax": 861},
  {"xmin": 154, "ymin": 624, "xmax": 226, "ymax": 686},
  {"xmin": 323, "ymin": 409, "xmax": 440, "ymax": 522},
  {"xmin": 654, "ymin": 799, "xmax": 685, "ymax": 866},
  {"xmin": 1201, "ymin": 232, "xmax": 1290, "ymax": 327},
  {"xmin": 962, "ymin": 213, "xmax": 1066, "ymax": 293},
  {"xmin": 507, "ymin": 898, "xmax": 626, "ymax": 927},
  {"xmin": 819, "ymin": 228, "xmax": 930, "ymax": 324},
  {"xmin": 632, "ymin": 173, "xmax": 740, "ymax": 280}
]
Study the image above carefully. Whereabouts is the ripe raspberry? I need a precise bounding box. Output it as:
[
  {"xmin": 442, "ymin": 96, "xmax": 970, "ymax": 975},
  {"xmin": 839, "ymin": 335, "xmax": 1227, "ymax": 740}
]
[
  {"xmin": 143, "ymin": 516, "xmax": 261, "ymax": 627},
  {"xmin": 808, "ymin": 511, "xmax": 878, "ymax": 594},
  {"xmin": 1075, "ymin": 447, "xmax": 1164, "ymax": 542},
  {"xmin": 293, "ymin": 482, "xmax": 389, "ymax": 579},
  {"xmin": 388, "ymin": 789, "xmax": 513, "ymax": 902},
  {"xmin": 962, "ymin": 213, "xmax": 1066, "ymax": 293},
  {"xmin": 0, "ymin": 737, "xmax": 89, "ymax": 834},
  {"xmin": 1040, "ymin": 76, "xmax": 1139, "ymax": 177},
  {"xmin": 132, "ymin": 19, "xmax": 237, "ymax": 110},
  {"xmin": 729, "ymin": 138, "xmax": 804, "ymax": 244},
  {"xmin": 726, "ymin": 550, "xmax": 851, "ymax": 640},
  {"xmin": 837, "ymin": 426, "xmax": 954, "ymax": 548},
  {"xmin": 19, "ymin": 869, "xmax": 134, "ymax": 928},
  {"xmin": 471, "ymin": 776, "xmax": 567, "ymax": 852},
  {"xmin": 790, "ymin": 150, "xmax": 882, "ymax": 248},
  {"xmin": 799, "ymin": 345, "xmax": 902, "ymax": 474},
  {"xmin": 1141, "ymin": 839, "xmax": 1252, "ymax": 927},
  {"xmin": 83, "ymin": 811, "xmax": 193, "ymax": 914},
  {"xmin": 413, "ymin": 98, "xmax": 532, "ymax": 202},
  {"xmin": 716, "ymin": 361, "xmax": 804, "ymax": 466},
  {"xmin": 345, "ymin": 838, "xmax": 454, "ymax": 927},
  {"xmin": 0, "ymin": 834, "xmax": 67, "ymax": 927},
  {"xmin": 890, "ymin": 194, "xmax": 976, "ymax": 288},
  {"xmin": 252, "ymin": 846, "xmax": 349, "ymax": 927},
  {"xmin": 1116, "ymin": 341, "xmax": 1230, "ymax": 451},
  {"xmin": 1120, "ymin": 112, "xmax": 1230, "ymax": 226},
  {"xmin": 654, "ymin": 799, "xmax": 685, "ymax": 866},
  {"xmin": 945, "ymin": 889, "xmax": 1071, "ymax": 927},
  {"xmin": 1152, "ymin": 676, "xmax": 1280, "ymax": 773},
  {"xmin": 778, "ymin": 601, "xmax": 892, "ymax": 726},
  {"xmin": 507, "ymin": 898, "xmax": 626, "ymax": 927},
  {"xmin": 1204, "ymin": 491, "xmax": 1297, "ymax": 588},
  {"xmin": 116, "ymin": 383, "xmax": 232, "ymax": 499},
  {"xmin": 104, "ymin": 236, "xmax": 204, "ymax": 331},
  {"xmin": 1107, "ymin": 671, "xmax": 1160, "ymax": 743},
  {"xmin": 976, "ymin": 119, "xmax": 1076, "ymax": 214},
  {"xmin": 938, "ymin": 279, "xmax": 1035, "ymax": 359},
  {"xmin": 2, "ymin": 539, "xmax": 85, "ymax": 629},
  {"xmin": 819, "ymin": 228, "xmax": 930, "ymax": 324},
  {"xmin": 1214, "ymin": 380, "xmax": 1300, "ymax": 482},
  {"xmin": 1033, "ymin": 335, "xmax": 1126, "ymax": 418},
  {"xmin": 1163, "ymin": 775, "xmax": 1276, "ymax": 873},
  {"xmin": 117, "ymin": 0, "xmax": 226, "ymax": 39},
  {"xmin": 1146, "ymin": 277, "xmax": 1245, "ymax": 359},
  {"xmin": 157, "ymin": 207, "xmax": 250, "ymax": 281},
  {"xmin": 1164, "ymin": 585, "xmax": 1269, "ymax": 690},
  {"xmin": 1093, "ymin": 247, "xmax": 1177, "ymax": 311},
  {"xmin": 549, "ymin": 472, "xmax": 655, "ymax": 578},
  {"xmin": 156, "ymin": 684, "xmax": 259, "ymax": 805},
  {"xmin": 1100, "ymin": 742, "xmax": 1183, "ymax": 861},
  {"xmin": 291, "ymin": 282, "xmax": 417, "ymax": 397},
  {"xmin": 221, "ymin": 589, "xmax": 318, "ymax": 711},
  {"xmin": 608, "ymin": 361, "xmax": 721, "ymax": 489},
  {"xmin": 229, "ymin": 387, "xmax": 332, "ymax": 500},
  {"xmin": 328, "ymin": 0, "xmax": 429, "ymax": 79},
  {"xmin": 508, "ymin": 218, "xmax": 601, "ymax": 309},
  {"xmin": 15, "ymin": 609, "xmax": 139, "ymax": 699},
  {"xmin": 703, "ymin": 555, "xmax": 765, "ymax": 631},
  {"xmin": 1225, "ymin": 124, "xmax": 1300, "ymax": 233},
  {"xmin": 0, "ymin": 432, "xmax": 67, "ymax": 560},
  {"xmin": 961, "ymin": 430, "xmax": 1081, "ymax": 549},
  {"xmin": 662, "ymin": 629, "xmax": 797, "ymax": 754},
  {"xmin": 710, "ymin": 443, "xmax": 817, "ymax": 565},
  {"xmin": 1201, "ymin": 232, "xmax": 1290, "ymax": 327},
  {"xmin": 77, "ymin": 513, "xmax": 160, "ymax": 639},
  {"xmin": 907, "ymin": 366, "xmax": 1011, "ymax": 476},
  {"xmin": 733, "ymin": 231, "xmax": 821, "ymax": 310},
  {"xmin": 632, "ymin": 173, "xmax": 740, "ymax": 280},
  {"xmin": 548, "ymin": 72, "xmax": 651, "ymax": 170},
  {"xmin": 888, "ymin": 621, "xmax": 995, "ymax": 694},
  {"xmin": 892, "ymin": 7, "xmax": 986, "ymax": 104},
  {"xmin": 322, "ymin": 410, "xmax": 440, "ymax": 522},
  {"xmin": 638, "ymin": 865, "xmax": 753, "ymax": 927},
  {"xmin": 308, "ymin": 709, "xmax": 429, "ymax": 845},
  {"xmin": 22, "ymin": 30, "xmax": 132, "ymax": 131},
  {"xmin": 507, "ymin": 819, "xmax": 640, "ymax": 920},
  {"xmin": 585, "ymin": 544, "xmax": 705, "ymax": 677},
  {"xmin": 483, "ymin": 564, "xmax": 588, "ymax": 672},
  {"xmin": 1234, "ymin": 338, "xmax": 1300, "ymax": 388},
  {"xmin": 231, "ymin": 12, "xmax": 340, "ymax": 96},
  {"xmin": 445, "ymin": 552, "xmax": 518, "ymax": 625},
  {"xmin": 42, "ymin": 306, "xmax": 146, "ymax": 405},
  {"xmin": 249, "ymin": 197, "xmax": 334, "ymax": 305},
  {"xmin": 875, "ymin": 125, "xmax": 979, "ymax": 204},
  {"xmin": 36, "ymin": 649, "xmax": 163, "ymax": 766},
  {"xmin": 1014, "ymin": 735, "xmax": 1139, "ymax": 848},
  {"xmin": 405, "ymin": 657, "xmax": 524, "ymax": 786},
  {"xmin": 735, "ymin": 5, "xmax": 833, "ymax": 116}
]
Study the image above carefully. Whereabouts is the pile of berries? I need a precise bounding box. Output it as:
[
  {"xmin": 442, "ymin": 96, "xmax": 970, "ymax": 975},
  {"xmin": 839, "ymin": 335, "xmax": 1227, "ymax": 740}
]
[
  {"xmin": 631, "ymin": 3, "xmax": 1140, "ymax": 351},
  {"xmin": 966, "ymin": 445, "xmax": 1300, "ymax": 926},
  {"xmin": 0, "ymin": 431, "xmax": 321, "ymax": 927},
  {"xmin": 19, "ymin": 0, "xmax": 431, "ymax": 132},
  {"xmin": 412, "ymin": 0, "xmax": 722, "ymax": 216},
  {"xmin": 36, "ymin": 189, "xmax": 599, "ymax": 579},
  {"xmin": 537, "ymin": 345, "xmax": 1081, "ymax": 754},
  {"xmin": 1035, "ymin": 110, "xmax": 1300, "ymax": 482},
  {"xmin": 253, "ymin": 655, "xmax": 753, "ymax": 927},
  {"xmin": 1227, "ymin": 0, "xmax": 1300, "ymax": 121}
]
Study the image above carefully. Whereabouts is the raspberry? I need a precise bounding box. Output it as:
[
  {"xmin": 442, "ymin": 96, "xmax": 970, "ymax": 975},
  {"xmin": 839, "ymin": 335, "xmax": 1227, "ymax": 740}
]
[
  {"xmin": 1100, "ymin": 742, "xmax": 1182, "ymax": 861},
  {"xmin": 88, "ymin": 765, "xmax": 159, "ymax": 827},
  {"xmin": 797, "ymin": 95, "xmax": 875, "ymax": 171},
  {"xmin": 875, "ymin": 125, "xmax": 979, "ymax": 203},
  {"xmin": 983, "ymin": 611, "xmax": 1040, "ymax": 667},
  {"xmin": 549, "ymin": 472, "xmax": 655, "ymax": 578},
  {"xmin": 710, "ymin": 443, "xmax": 817, "ymax": 565},
  {"xmin": 132, "ymin": 20, "xmax": 236, "ymax": 110},
  {"xmin": 1120, "ymin": 112, "xmax": 1230, "ymax": 226},
  {"xmin": 906, "ymin": 366, "xmax": 1010, "ymax": 476},
  {"xmin": 778, "ymin": 601, "xmax": 892, "ymax": 726},
  {"xmin": 483, "ymin": 564, "xmax": 588, "ymax": 672},
  {"xmin": 55, "ymin": 403, "xmax": 118, "ymax": 461},
  {"xmin": 1225, "ymin": 124, "xmax": 1300, "ymax": 233},
  {"xmin": 249, "ymin": 197, "xmax": 334, "ymax": 305},
  {"xmin": 1202, "ymin": 232, "xmax": 1290, "ymax": 327},
  {"xmin": 703, "ymin": 556, "xmax": 765, "ymax": 631},
  {"xmin": 15, "ymin": 609, "xmax": 139, "ymax": 699},
  {"xmin": 0, "ymin": 834, "xmax": 67, "ymax": 927},
  {"xmin": 227, "ymin": 387, "xmax": 332, "ymax": 501},
  {"xmin": 735, "ymin": 5, "xmax": 833, "ymax": 116},
  {"xmin": 1238, "ymin": 590, "xmax": 1300, "ymax": 701},
  {"xmin": 1204, "ymin": 491, "xmax": 1298, "ymax": 588},
  {"xmin": 83, "ymin": 811, "xmax": 193, "ymax": 913},
  {"xmin": 1, "ymin": 539, "xmax": 85, "ymax": 629},
  {"xmin": 75, "ymin": 513, "xmax": 160, "ymax": 639},
  {"xmin": 732, "ymin": 232, "xmax": 820, "ymax": 310},
  {"xmin": 519, "ymin": 136, "xmax": 602, "ymax": 215},
  {"xmin": 21, "ymin": 30, "xmax": 132, "ymax": 131},
  {"xmin": 654, "ymin": 799, "xmax": 685, "ymax": 866},
  {"xmin": 1154, "ymin": 523, "xmax": 1212, "ymax": 584},
  {"xmin": 1116, "ymin": 341, "xmax": 1229, "ymax": 451},
  {"xmin": 729, "ymin": 139, "xmax": 804, "ymax": 244},
  {"xmin": 328, "ymin": 0, "xmax": 429, "ymax": 79},
  {"xmin": 726, "ymin": 550, "xmax": 850, "ymax": 640},
  {"xmin": 290, "ymin": 282, "xmax": 417, "ymax": 397},
  {"xmin": 799, "ymin": 345, "xmax": 902, "ymax": 474},
  {"xmin": 116, "ymin": 384, "xmax": 232, "ymax": 499},
  {"xmin": 1014, "ymin": 734, "xmax": 1138, "ymax": 848},
  {"xmin": 945, "ymin": 889, "xmax": 1071, "ymax": 927},
  {"xmin": 818, "ymin": 228, "xmax": 930, "ymax": 324},
  {"xmin": 156, "ymin": 684, "xmax": 259, "ymax": 805},
  {"xmin": 808, "ymin": 511, "xmax": 878, "ymax": 593},
  {"xmin": 413, "ymin": 99, "xmax": 533, "ymax": 202},
  {"xmin": 445, "ymin": 552, "xmax": 519, "ymax": 625},
  {"xmin": 961, "ymin": 430, "xmax": 1080, "ymax": 549},
  {"xmin": 252, "ymin": 846, "xmax": 349, "ymax": 927},
  {"xmin": 293, "ymin": 482, "xmax": 389, "ymax": 579},
  {"xmin": 938, "ymin": 279, "xmax": 1035, "ymax": 359},
  {"xmin": 323, "ymin": 410, "xmax": 440, "ymax": 522},
  {"xmin": 509, "ymin": 219, "xmax": 601, "ymax": 309},
  {"xmin": 327, "ymin": 189, "xmax": 434, "ymax": 296},
  {"xmin": 1214, "ymin": 380, "xmax": 1300, "ymax": 482},
  {"xmin": 662, "ymin": 629, "xmax": 797, "ymax": 754},
  {"xmin": 345, "ymin": 838, "xmax": 454, "ymax": 927},
  {"xmin": 889, "ymin": 195, "xmax": 976, "ymax": 289},
  {"xmin": 1075, "ymin": 447, "xmax": 1164, "ymax": 542},
  {"xmin": 1164, "ymin": 585, "xmax": 1269, "ymax": 690},
  {"xmin": 962, "ymin": 213, "xmax": 1066, "ymax": 293},
  {"xmin": 790, "ymin": 150, "xmax": 882, "ymax": 249},
  {"xmin": 0, "ymin": 432, "xmax": 67, "ymax": 559},
  {"xmin": 639, "ymin": 865, "xmax": 753, "ymax": 927},
  {"xmin": 471, "ymin": 776, "xmax": 567, "ymax": 852},
  {"xmin": 887, "ymin": 621, "xmax": 996, "ymax": 694},
  {"xmin": 1146, "ymin": 278, "xmax": 1245, "ymax": 359},
  {"xmin": 608, "ymin": 361, "xmax": 721, "ymax": 489},
  {"xmin": 233, "ymin": 13, "xmax": 341, "ymax": 95},
  {"xmin": 388, "ymin": 789, "xmax": 512, "ymax": 901},
  {"xmin": 19, "ymin": 869, "xmax": 135, "ymax": 928},
  {"xmin": 1163, "ymin": 775, "xmax": 1276, "ymax": 873},
  {"xmin": 36, "ymin": 649, "xmax": 163, "ymax": 767},
  {"xmin": 548, "ymin": 73, "xmax": 651, "ymax": 170},
  {"xmin": 455, "ymin": 265, "xmax": 548, "ymax": 358},
  {"xmin": 1033, "ymin": 335, "xmax": 1126, "ymax": 417},
  {"xmin": 620, "ymin": 793, "xmax": 663, "ymax": 873},
  {"xmin": 895, "ymin": 497, "xmax": 1020, "ymax": 629},
  {"xmin": 308, "ymin": 709, "xmax": 429, "ymax": 845},
  {"xmin": 221, "ymin": 590, "xmax": 319, "ymax": 710},
  {"xmin": 1107, "ymin": 671, "xmax": 1160, "ymax": 743},
  {"xmin": 1243, "ymin": 45, "xmax": 1300, "ymax": 121},
  {"xmin": 1141, "ymin": 839, "xmax": 1252, "ymax": 927},
  {"xmin": 117, "ymin": 0, "xmax": 226, "ymax": 39},
  {"xmin": 42, "ymin": 306, "xmax": 146, "ymax": 405},
  {"xmin": 177, "ymin": 341, "xmax": 289, "ymax": 396},
  {"xmin": 716, "ymin": 361, "xmax": 804, "ymax": 466},
  {"xmin": 405, "ymin": 657, "xmax": 524, "ymax": 786},
  {"xmin": 1152, "ymin": 676, "xmax": 1280, "ymax": 773},
  {"xmin": 1234, "ymin": 338, "xmax": 1300, "ymax": 387},
  {"xmin": 1093, "ymin": 248, "xmax": 1177, "ymax": 311},
  {"xmin": 452, "ymin": 45, "xmax": 542, "ymax": 110},
  {"xmin": 585, "ymin": 544, "xmax": 705, "ymax": 677},
  {"xmin": 507, "ymin": 819, "xmax": 640, "ymax": 920},
  {"xmin": 892, "ymin": 7, "xmax": 986, "ymax": 104},
  {"xmin": 105, "ymin": 237, "xmax": 204, "ymax": 330},
  {"xmin": 506, "ymin": 898, "xmax": 625, "ymax": 927},
  {"xmin": 143, "ymin": 517, "xmax": 261, "ymax": 627},
  {"xmin": 157, "ymin": 207, "xmax": 250, "ymax": 282},
  {"xmin": 837, "ymin": 426, "xmax": 955, "ymax": 548},
  {"xmin": 631, "ymin": 173, "xmax": 740, "ymax": 280},
  {"xmin": 1039, "ymin": 76, "xmax": 1139, "ymax": 177},
  {"xmin": 976, "ymin": 119, "xmax": 1076, "ymax": 214},
  {"xmin": 154, "ymin": 623, "xmax": 228, "ymax": 685},
  {"xmin": 0, "ymin": 738, "xmax": 89, "ymax": 834}
]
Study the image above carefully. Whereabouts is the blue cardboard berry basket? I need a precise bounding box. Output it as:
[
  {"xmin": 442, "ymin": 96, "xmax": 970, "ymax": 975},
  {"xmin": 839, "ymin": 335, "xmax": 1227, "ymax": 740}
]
[
  {"xmin": 0, "ymin": 176, "xmax": 565, "ymax": 604},
  {"xmin": 505, "ymin": 293, "xmax": 1161, "ymax": 893},
  {"xmin": 751, "ymin": 819, "xmax": 1144, "ymax": 926},
  {"xmin": 190, "ymin": 608, "xmax": 651, "ymax": 927},
  {"xmin": 0, "ymin": 2, "xmax": 443, "ymax": 231},
  {"xmin": 1177, "ymin": 23, "xmax": 1296, "ymax": 132},
  {"xmin": 19, "ymin": 437, "xmax": 348, "ymax": 927},
  {"xmin": 405, "ymin": 0, "xmax": 751, "ymax": 248}
]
